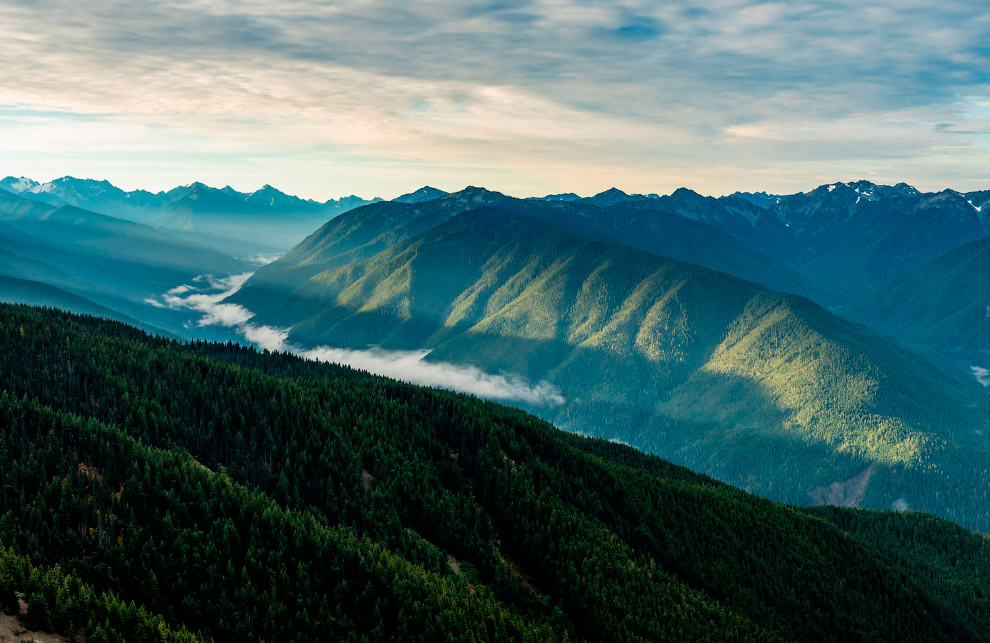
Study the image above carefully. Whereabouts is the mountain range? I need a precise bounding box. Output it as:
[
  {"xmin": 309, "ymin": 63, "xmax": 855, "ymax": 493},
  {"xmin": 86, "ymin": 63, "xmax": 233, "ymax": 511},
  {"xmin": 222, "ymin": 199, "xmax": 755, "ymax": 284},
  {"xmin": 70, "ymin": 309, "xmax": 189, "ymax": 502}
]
[
  {"xmin": 4, "ymin": 173, "xmax": 990, "ymax": 528},
  {"xmin": 0, "ymin": 176, "xmax": 385, "ymax": 256},
  {"xmin": 4, "ymin": 172, "xmax": 990, "ymax": 637},
  {"xmin": 0, "ymin": 186, "xmax": 247, "ymax": 337}
]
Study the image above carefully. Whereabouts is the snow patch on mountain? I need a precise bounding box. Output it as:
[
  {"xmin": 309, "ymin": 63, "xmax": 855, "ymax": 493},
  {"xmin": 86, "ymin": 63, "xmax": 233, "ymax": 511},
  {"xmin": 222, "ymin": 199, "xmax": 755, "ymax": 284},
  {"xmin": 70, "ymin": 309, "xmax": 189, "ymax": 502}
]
[
  {"xmin": 1, "ymin": 177, "xmax": 39, "ymax": 193},
  {"xmin": 971, "ymin": 365, "xmax": 990, "ymax": 387}
]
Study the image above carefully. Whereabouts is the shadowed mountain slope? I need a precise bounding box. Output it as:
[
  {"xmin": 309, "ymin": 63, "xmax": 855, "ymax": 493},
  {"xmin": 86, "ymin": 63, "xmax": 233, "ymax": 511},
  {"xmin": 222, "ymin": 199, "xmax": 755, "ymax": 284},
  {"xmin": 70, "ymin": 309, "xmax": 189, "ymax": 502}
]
[{"xmin": 849, "ymin": 235, "xmax": 990, "ymax": 361}]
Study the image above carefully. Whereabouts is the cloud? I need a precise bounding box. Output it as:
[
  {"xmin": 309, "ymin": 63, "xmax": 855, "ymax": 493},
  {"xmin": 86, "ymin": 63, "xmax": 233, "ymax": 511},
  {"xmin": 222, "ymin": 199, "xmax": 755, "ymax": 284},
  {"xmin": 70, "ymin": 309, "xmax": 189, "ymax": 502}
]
[
  {"xmin": 0, "ymin": 1, "xmax": 988, "ymax": 196},
  {"xmin": 146, "ymin": 272, "xmax": 256, "ymax": 327},
  {"xmin": 246, "ymin": 253, "xmax": 283, "ymax": 266},
  {"xmin": 148, "ymin": 272, "xmax": 564, "ymax": 406},
  {"xmin": 301, "ymin": 345, "xmax": 564, "ymax": 406},
  {"xmin": 241, "ymin": 323, "xmax": 289, "ymax": 352}
]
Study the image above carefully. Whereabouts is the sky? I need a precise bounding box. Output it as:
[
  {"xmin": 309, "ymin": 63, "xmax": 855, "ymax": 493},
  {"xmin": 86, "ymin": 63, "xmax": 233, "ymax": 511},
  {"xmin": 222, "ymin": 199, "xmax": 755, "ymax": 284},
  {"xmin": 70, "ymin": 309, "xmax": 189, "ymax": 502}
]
[{"xmin": 1, "ymin": 0, "xmax": 988, "ymax": 200}]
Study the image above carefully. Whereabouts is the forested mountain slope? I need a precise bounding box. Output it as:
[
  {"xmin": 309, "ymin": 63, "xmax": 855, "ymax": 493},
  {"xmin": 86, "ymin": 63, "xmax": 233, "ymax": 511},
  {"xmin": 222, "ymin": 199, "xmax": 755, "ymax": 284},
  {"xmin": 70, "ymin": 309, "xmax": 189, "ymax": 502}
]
[
  {"xmin": 1, "ymin": 304, "xmax": 990, "ymax": 641},
  {"xmin": 231, "ymin": 208, "xmax": 990, "ymax": 529}
]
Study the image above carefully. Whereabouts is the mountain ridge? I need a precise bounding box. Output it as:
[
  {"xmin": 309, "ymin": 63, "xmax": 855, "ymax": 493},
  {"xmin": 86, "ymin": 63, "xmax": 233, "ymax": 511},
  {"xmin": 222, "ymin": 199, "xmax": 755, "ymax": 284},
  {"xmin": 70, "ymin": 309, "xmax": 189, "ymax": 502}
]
[{"xmin": 231, "ymin": 205, "xmax": 990, "ymax": 530}]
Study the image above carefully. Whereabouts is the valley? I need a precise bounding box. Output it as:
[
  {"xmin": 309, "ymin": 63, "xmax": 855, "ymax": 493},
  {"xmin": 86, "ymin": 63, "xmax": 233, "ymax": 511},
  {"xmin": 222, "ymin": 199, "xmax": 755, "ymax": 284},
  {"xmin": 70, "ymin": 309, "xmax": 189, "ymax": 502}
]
[{"xmin": 5, "ymin": 3, "xmax": 987, "ymax": 639}]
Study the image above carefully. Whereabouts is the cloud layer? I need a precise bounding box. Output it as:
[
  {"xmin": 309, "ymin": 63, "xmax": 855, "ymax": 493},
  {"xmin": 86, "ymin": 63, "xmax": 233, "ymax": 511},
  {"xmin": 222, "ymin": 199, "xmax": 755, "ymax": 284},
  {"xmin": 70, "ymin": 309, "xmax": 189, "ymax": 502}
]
[
  {"xmin": 148, "ymin": 272, "xmax": 564, "ymax": 406},
  {"xmin": 1, "ymin": 1, "xmax": 988, "ymax": 196}
]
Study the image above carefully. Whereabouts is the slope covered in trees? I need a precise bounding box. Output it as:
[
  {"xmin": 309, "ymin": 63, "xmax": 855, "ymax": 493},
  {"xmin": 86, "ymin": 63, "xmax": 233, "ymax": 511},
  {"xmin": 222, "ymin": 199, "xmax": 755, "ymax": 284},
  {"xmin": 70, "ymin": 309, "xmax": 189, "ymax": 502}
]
[
  {"xmin": 1, "ymin": 304, "xmax": 989, "ymax": 641},
  {"xmin": 235, "ymin": 207, "xmax": 990, "ymax": 530}
]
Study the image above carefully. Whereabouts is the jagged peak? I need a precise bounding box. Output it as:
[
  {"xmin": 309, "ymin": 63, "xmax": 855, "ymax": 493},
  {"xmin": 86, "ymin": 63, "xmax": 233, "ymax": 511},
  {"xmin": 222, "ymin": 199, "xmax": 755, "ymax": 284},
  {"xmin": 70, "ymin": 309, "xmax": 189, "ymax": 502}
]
[
  {"xmin": 670, "ymin": 187, "xmax": 707, "ymax": 200},
  {"xmin": 594, "ymin": 186, "xmax": 629, "ymax": 197},
  {"xmin": 393, "ymin": 185, "xmax": 449, "ymax": 204},
  {"xmin": 449, "ymin": 186, "xmax": 506, "ymax": 199}
]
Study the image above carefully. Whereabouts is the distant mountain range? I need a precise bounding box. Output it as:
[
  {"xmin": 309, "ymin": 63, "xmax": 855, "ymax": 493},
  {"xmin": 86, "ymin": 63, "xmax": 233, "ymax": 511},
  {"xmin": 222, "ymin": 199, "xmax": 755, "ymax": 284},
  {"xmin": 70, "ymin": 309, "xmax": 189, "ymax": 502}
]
[
  {"xmin": 0, "ymin": 186, "xmax": 247, "ymax": 337},
  {"xmin": 0, "ymin": 175, "xmax": 383, "ymax": 221},
  {"xmin": 6, "ymin": 174, "xmax": 987, "ymax": 302},
  {"xmin": 0, "ymin": 175, "xmax": 386, "ymax": 256}
]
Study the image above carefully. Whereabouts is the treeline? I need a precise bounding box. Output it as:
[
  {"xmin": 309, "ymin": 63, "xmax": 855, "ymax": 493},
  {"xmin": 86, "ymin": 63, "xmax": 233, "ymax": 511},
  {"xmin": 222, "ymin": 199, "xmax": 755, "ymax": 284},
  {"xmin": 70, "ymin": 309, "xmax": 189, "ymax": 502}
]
[{"xmin": 0, "ymin": 304, "xmax": 988, "ymax": 641}]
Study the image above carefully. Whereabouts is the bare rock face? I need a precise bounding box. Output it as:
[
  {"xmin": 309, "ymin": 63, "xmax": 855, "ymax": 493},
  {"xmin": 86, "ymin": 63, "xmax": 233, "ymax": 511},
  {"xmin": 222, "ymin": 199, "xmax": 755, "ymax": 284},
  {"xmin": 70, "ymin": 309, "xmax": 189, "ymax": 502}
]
[{"xmin": 808, "ymin": 464, "xmax": 876, "ymax": 507}]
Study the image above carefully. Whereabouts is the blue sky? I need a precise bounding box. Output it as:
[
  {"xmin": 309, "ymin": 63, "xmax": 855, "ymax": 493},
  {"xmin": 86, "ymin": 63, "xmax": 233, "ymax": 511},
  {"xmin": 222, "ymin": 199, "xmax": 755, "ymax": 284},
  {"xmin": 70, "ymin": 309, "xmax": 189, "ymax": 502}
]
[{"xmin": 0, "ymin": 0, "xmax": 987, "ymax": 199}]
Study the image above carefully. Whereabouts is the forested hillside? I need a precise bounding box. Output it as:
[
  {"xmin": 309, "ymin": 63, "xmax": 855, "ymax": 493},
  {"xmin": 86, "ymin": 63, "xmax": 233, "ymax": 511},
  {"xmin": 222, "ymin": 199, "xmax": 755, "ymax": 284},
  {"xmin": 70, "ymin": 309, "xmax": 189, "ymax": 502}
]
[
  {"xmin": 234, "ymin": 207, "xmax": 990, "ymax": 530},
  {"xmin": 1, "ymin": 304, "xmax": 989, "ymax": 641}
]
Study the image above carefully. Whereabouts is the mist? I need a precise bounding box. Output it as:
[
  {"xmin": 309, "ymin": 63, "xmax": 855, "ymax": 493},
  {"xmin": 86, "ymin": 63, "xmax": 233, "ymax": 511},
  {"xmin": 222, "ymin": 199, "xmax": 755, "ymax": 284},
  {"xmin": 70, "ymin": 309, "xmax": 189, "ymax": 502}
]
[
  {"xmin": 148, "ymin": 273, "xmax": 564, "ymax": 406},
  {"xmin": 302, "ymin": 345, "xmax": 564, "ymax": 406}
]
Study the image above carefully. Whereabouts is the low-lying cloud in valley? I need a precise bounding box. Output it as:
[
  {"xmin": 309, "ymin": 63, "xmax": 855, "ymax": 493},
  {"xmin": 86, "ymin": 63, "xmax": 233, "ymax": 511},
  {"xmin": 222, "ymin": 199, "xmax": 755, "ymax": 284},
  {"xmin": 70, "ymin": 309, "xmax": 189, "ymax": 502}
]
[
  {"xmin": 301, "ymin": 345, "xmax": 564, "ymax": 406},
  {"xmin": 146, "ymin": 273, "xmax": 564, "ymax": 406}
]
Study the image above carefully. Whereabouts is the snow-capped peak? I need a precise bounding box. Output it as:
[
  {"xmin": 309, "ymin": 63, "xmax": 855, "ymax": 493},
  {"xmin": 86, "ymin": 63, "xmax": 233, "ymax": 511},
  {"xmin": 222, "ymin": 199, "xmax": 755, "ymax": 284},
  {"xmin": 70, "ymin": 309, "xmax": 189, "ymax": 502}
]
[{"xmin": 0, "ymin": 176, "xmax": 39, "ymax": 193}]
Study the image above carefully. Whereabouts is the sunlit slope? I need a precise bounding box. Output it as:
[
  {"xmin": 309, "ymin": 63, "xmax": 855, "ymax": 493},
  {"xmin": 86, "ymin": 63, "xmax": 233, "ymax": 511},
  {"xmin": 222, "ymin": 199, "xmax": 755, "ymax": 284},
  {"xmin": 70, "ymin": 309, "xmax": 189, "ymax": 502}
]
[
  {"xmin": 237, "ymin": 208, "xmax": 990, "ymax": 528},
  {"xmin": 232, "ymin": 187, "xmax": 812, "ymax": 325}
]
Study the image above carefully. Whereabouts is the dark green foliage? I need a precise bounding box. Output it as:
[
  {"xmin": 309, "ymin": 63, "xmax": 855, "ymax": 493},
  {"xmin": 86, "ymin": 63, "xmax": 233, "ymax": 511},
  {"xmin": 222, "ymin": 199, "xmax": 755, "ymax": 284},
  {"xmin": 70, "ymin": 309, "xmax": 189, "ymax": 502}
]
[
  {"xmin": 802, "ymin": 506, "xmax": 990, "ymax": 630},
  {"xmin": 0, "ymin": 545, "xmax": 201, "ymax": 641},
  {"xmin": 0, "ymin": 303, "xmax": 989, "ymax": 641}
]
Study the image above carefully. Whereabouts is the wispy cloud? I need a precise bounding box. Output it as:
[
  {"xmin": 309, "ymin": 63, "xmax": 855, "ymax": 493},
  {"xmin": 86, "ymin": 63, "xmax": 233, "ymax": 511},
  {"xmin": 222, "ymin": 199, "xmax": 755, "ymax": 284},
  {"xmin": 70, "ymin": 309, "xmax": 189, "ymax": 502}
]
[
  {"xmin": 147, "ymin": 272, "xmax": 256, "ymax": 327},
  {"xmin": 148, "ymin": 271, "xmax": 564, "ymax": 406},
  {"xmin": 0, "ymin": 1, "xmax": 988, "ymax": 196},
  {"xmin": 245, "ymin": 253, "xmax": 283, "ymax": 266},
  {"xmin": 971, "ymin": 365, "xmax": 990, "ymax": 388},
  {"xmin": 301, "ymin": 345, "xmax": 564, "ymax": 405}
]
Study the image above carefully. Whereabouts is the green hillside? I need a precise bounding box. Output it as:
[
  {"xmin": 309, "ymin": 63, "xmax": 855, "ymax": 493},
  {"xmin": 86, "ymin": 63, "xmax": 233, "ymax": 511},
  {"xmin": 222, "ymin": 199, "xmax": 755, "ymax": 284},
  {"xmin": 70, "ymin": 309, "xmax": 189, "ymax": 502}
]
[
  {"xmin": 235, "ymin": 208, "xmax": 990, "ymax": 530},
  {"xmin": 1, "ymin": 304, "xmax": 990, "ymax": 640},
  {"xmin": 0, "ymin": 546, "xmax": 201, "ymax": 642}
]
